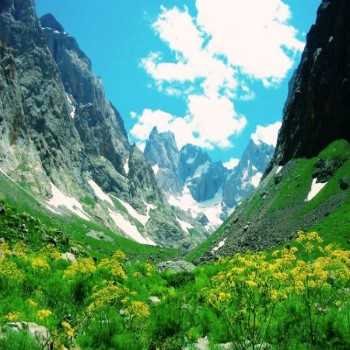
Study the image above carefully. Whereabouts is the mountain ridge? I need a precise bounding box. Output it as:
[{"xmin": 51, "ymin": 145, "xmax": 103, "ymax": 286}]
[{"xmin": 0, "ymin": 1, "xmax": 207, "ymax": 249}]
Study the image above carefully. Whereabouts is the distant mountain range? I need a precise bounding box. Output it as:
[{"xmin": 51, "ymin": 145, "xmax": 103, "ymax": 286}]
[{"xmin": 144, "ymin": 127, "xmax": 275, "ymax": 229}]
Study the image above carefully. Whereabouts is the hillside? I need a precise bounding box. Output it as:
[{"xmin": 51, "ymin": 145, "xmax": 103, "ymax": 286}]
[
  {"xmin": 190, "ymin": 0, "xmax": 350, "ymax": 262},
  {"xmin": 0, "ymin": 0, "xmax": 208, "ymax": 250}
]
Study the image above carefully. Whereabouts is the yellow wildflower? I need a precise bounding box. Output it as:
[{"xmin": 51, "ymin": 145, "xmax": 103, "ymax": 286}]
[
  {"xmin": 125, "ymin": 301, "xmax": 150, "ymax": 319},
  {"xmin": 5, "ymin": 312, "xmax": 20, "ymax": 321},
  {"xmin": 62, "ymin": 321, "xmax": 75, "ymax": 338},
  {"xmin": 27, "ymin": 299, "xmax": 38, "ymax": 308},
  {"xmin": 112, "ymin": 250, "xmax": 127, "ymax": 261},
  {"xmin": 246, "ymin": 280, "xmax": 258, "ymax": 288},
  {"xmin": 64, "ymin": 258, "xmax": 96, "ymax": 278},
  {"xmin": 31, "ymin": 256, "xmax": 50, "ymax": 270},
  {"xmin": 37, "ymin": 309, "xmax": 52, "ymax": 320}
]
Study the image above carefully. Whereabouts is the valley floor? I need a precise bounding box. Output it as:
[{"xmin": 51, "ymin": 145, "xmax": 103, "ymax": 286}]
[{"xmin": 0, "ymin": 211, "xmax": 349, "ymax": 350}]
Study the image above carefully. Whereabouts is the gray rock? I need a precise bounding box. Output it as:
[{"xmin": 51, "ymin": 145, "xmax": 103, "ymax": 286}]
[
  {"xmin": 61, "ymin": 252, "xmax": 76, "ymax": 263},
  {"xmin": 149, "ymin": 296, "xmax": 161, "ymax": 304},
  {"xmin": 158, "ymin": 260, "xmax": 196, "ymax": 273},
  {"xmin": 184, "ymin": 337, "xmax": 233, "ymax": 350},
  {"xmin": 5, "ymin": 322, "xmax": 51, "ymax": 349}
]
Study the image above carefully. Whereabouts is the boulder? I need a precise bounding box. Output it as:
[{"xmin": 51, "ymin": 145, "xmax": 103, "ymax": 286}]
[
  {"xmin": 184, "ymin": 337, "xmax": 233, "ymax": 350},
  {"xmin": 61, "ymin": 252, "xmax": 76, "ymax": 263},
  {"xmin": 5, "ymin": 322, "xmax": 51, "ymax": 349},
  {"xmin": 149, "ymin": 296, "xmax": 161, "ymax": 305},
  {"xmin": 157, "ymin": 260, "xmax": 195, "ymax": 274}
]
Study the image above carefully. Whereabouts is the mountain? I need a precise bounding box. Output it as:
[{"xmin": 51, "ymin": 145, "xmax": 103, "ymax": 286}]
[
  {"xmin": 144, "ymin": 127, "xmax": 181, "ymax": 193},
  {"xmin": 144, "ymin": 128, "xmax": 275, "ymax": 229},
  {"xmin": 269, "ymin": 0, "xmax": 350, "ymax": 168},
  {"xmin": 190, "ymin": 0, "xmax": 350, "ymax": 262},
  {"xmin": 0, "ymin": 0, "xmax": 208, "ymax": 249},
  {"xmin": 223, "ymin": 139, "xmax": 275, "ymax": 208}
]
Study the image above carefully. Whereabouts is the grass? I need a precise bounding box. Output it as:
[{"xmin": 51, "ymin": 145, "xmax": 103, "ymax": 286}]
[
  {"xmin": 0, "ymin": 232, "xmax": 349, "ymax": 349},
  {"xmin": 185, "ymin": 220, "xmax": 229, "ymax": 262},
  {"xmin": 0, "ymin": 174, "xmax": 177, "ymax": 261}
]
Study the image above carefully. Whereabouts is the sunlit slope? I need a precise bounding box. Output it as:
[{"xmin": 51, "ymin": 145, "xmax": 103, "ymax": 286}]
[
  {"xmin": 189, "ymin": 140, "xmax": 350, "ymax": 262},
  {"xmin": 0, "ymin": 172, "xmax": 177, "ymax": 260}
]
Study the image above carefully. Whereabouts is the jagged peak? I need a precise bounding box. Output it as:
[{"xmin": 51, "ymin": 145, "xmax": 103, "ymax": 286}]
[{"xmin": 40, "ymin": 13, "xmax": 64, "ymax": 33}]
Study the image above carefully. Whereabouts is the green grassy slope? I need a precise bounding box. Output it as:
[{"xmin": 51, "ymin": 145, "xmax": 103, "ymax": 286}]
[
  {"xmin": 0, "ymin": 173, "xmax": 177, "ymax": 261},
  {"xmin": 188, "ymin": 140, "xmax": 350, "ymax": 261}
]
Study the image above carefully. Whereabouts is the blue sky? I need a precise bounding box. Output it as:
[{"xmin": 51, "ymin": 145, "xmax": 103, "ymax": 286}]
[{"xmin": 36, "ymin": 0, "xmax": 320, "ymax": 165}]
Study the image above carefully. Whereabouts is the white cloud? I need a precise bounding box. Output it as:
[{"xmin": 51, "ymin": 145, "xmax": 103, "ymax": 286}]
[
  {"xmin": 130, "ymin": 97, "xmax": 246, "ymax": 149},
  {"xmin": 196, "ymin": 0, "xmax": 303, "ymax": 84},
  {"xmin": 223, "ymin": 158, "xmax": 240, "ymax": 170},
  {"xmin": 251, "ymin": 121, "xmax": 282, "ymax": 146},
  {"xmin": 133, "ymin": 1, "xmax": 302, "ymax": 150}
]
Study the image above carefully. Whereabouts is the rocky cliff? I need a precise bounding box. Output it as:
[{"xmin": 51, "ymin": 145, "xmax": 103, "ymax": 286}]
[
  {"xmin": 0, "ymin": 0, "xmax": 203, "ymax": 248},
  {"xmin": 271, "ymin": 0, "xmax": 350, "ymax": 168}
]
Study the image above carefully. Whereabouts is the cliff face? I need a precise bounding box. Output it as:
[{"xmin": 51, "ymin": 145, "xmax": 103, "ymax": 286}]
[
  {"xmin": 0, "ymin": 0, "xmax": 83, "ymax": 183},
  {"xmin": 272, "ymin": 0, "xmax": 350, "ymax": 167},
  {"xmin": 0, "ymin": 0, "xmax": 201, "ymax": 248},
  {"xmin": 39, "ymin": 13, "xmax": 162, "ymax": 206}
]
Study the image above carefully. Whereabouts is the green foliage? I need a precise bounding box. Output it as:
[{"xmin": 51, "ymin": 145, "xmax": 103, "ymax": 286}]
[
  {"xmin": 0, "ymin": 232, "xmax": 349, "ymax": 349},
  {"xmin": 0, "ymin": 331, "xmax": 41, "ymax": 350}
]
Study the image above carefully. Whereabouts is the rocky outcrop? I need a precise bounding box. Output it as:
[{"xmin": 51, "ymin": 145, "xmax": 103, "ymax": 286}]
[
  {"xmin": 187, "ymin": 160, "xmax": 227, "ymax": 202},
  {"xmin": 223, "ymin": 140, "xmax": 274, "ymax": 208},
  {"xmin": 271, "ymin": 0, "xmax": 350, "ymax": 168},
  {"xmin": 40, "ymin": 13, "xmax": 131, "ymax": 189},
  {"xmin": 0, "ymin": 0, "xmax": 84, "ymax": 183},
  {"xmin": 144, "ymin": 127, "xmax": 182, "ymax": 193}
]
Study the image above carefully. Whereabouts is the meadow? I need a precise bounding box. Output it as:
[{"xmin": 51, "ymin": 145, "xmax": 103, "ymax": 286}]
[{"xmin": 0, "ymin": 230, "xmax": 349, "ymax": 349}]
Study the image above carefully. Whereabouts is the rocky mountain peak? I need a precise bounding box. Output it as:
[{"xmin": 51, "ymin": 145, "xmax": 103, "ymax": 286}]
[
  {"xmin": 179, "ymin": 144, "xmax": 210, "ymax": 182},
  {"xmin": 40, "ymin": 13, "xmax": 64, "ymax": 33}
]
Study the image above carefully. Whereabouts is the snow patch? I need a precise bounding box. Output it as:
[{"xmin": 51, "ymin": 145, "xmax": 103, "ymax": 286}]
[
  {"xmin": 168, "ymin": 186, "xmax": 223, "ymax": 229},
  {"xmin": 66, "ymin": 94, "xmax": 76, "ymax": 119},
  {"xmin": 47, "ymin": 183, "xmax": 90, "ymax": 221},
  {"xmin": 124, "ymin": 158, "xmax": 129, "ymax": 175},
  {"xmin": 88, "ymin": 179, "xmax": 113, "ymax": 206},
  {"xmin": 305, "ymin": 179, "xmax": 327, "ymax": 202},
  {"xmin": 152, "ymin": 164, "xmax": 160, "ymax": 175},
  {"xmin": 186, "ymin": 157, "xmax": 196, "ymax": 164},
  {"xmin": 176, "ymin": 218, "xmax": 193, "ymax": 233},
  {"xmin": 108, "ymin": 209, "xmax": 155, "ymax": 246},
  {"xmin": 251, "ymin": 172, "xmax": 262, "ymax": 188},
  {"xmin": 113, "ymin": 197, "xmax": 153, "ymax": 226},
  {"xmin": 212, "ymin": 238, "xmax": 227, "ymax": 253},
  {"xmin": 223, "ymin": 158, "xmax": 239, "ymax": 170}
]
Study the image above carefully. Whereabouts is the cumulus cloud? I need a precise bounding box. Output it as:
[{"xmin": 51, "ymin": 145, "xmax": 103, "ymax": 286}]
[
  {"xmin": 196, "ymin": 0, "xmax": 304, "ymax": 85},
  {"xmin": 132, "ymin": 1, "xmax": 302, "ymax": 149},
  {"xmin": 223, "ymin": 158, "xmax": 240, "ymax": 170},
  {"xmin": 251, "ymin": 121, "xmax": 282, "ymax": 146}
]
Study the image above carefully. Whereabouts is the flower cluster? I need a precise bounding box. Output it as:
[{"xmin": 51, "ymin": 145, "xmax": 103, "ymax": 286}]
[{"xmin": 64, "ymin": 257, "xmax": 96, "ymax": 278}]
